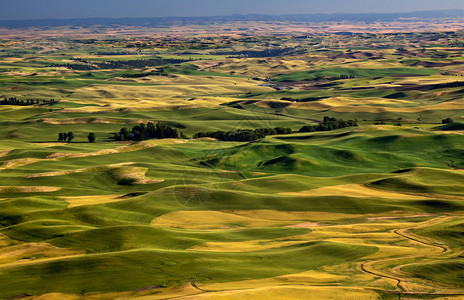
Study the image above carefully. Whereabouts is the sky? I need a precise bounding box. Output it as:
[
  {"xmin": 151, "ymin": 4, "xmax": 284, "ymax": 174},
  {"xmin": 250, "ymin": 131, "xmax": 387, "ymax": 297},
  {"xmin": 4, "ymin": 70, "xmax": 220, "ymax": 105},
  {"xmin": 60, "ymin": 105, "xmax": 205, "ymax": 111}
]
[{"xmin": 0, "ymin": 0, "xmax": 463, "ymax": 20}]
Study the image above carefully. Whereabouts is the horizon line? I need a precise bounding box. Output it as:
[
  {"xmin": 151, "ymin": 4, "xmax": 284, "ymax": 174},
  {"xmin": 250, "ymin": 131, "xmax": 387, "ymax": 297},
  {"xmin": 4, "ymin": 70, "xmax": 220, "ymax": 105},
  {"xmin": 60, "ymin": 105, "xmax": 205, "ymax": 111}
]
[{"xmin": 1, "ymin": 8, "xmax": 463, "ymax": 22}]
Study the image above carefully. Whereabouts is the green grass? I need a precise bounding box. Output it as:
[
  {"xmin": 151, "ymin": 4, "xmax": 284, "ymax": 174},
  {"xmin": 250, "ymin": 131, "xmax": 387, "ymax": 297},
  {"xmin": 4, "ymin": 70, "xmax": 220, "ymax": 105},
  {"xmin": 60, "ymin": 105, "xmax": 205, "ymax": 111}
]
[
  {"xmin": 402, "ymin": 260, "xmax": 464, "ymax": 287},
  {"xmin": 434, "ymin": 122, "xmax": 464, "ymax": 131},
  {"xmin": 191, "ymin": 131, "xmax": 464, "ymax": 177},
  {"xmin": 0, "ymin": 241, "xmax": 376, "ymax": 298},
  {"xmin": 0, "ymin": 77, "xmax": 160, "ymax": 88},
  {"xmin": 0, "ymin": 106, "xmax": 305, "ymax": 139},
  {"xmin": 1, "ymin": 33, "xmax": 464, "ymax": 298},
  {"xmin": 414, "ymin": 219, "xmax": 464, "ymax": 248}
]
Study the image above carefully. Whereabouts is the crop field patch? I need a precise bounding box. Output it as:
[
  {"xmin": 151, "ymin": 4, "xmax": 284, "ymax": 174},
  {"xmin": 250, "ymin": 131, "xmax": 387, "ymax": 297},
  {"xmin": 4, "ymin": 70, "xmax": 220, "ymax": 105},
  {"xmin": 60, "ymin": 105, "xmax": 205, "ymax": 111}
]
[
  {"xmin": 0, "ymin": 22, "xmax": 464, "ymax": 299},
  {"xmin": 280, "ymin": 184, "xmax": 430, "ymax": 199}
]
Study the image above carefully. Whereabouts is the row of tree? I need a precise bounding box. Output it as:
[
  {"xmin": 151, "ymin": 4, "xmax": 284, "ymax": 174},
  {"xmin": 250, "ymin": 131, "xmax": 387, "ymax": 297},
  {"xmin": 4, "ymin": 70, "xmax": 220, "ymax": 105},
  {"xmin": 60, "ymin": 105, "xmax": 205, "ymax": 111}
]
[
  {"xmin": 115, "ymin": 122, "xmax": 183, "ymax": 141},
  {"xmin": 55, "ymin": 116, "xmax": 459, "ymax": 145},
  {"xmin": 192, "ymin": 118, "xmax": 357, "ymax": 141},
  {"xmin": 113, "ymin": 117, "xmax": 358, "ymax": 143},
  {"xmin": 193, "ymin": 127, "xmax": 293, "ymax": 142},
  {"xmin": 1, "ymin": 97, "xmax": 57, "ymax": 106},
  {"xmin": 57, "ymin": 117, "xmax": 360, "ymax": 144},
  {"xmin": 52, "ymin": 63, "xmax": 97, "ymax": 71},
  {"xmin": 58, "ymin": 132, "xmax": 95, "ymax": 143}
]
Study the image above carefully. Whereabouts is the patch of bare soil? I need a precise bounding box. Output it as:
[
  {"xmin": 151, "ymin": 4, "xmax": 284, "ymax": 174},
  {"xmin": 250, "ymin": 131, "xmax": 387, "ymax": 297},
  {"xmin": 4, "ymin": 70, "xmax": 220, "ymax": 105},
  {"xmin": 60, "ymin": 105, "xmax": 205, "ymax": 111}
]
[
  {"xmin": 285, "ymin": 222, "xmax": 320, "ymax": 228},
  {"xmin": 366, "ymin": 214, "xmax": 431, "ymax": 221}
]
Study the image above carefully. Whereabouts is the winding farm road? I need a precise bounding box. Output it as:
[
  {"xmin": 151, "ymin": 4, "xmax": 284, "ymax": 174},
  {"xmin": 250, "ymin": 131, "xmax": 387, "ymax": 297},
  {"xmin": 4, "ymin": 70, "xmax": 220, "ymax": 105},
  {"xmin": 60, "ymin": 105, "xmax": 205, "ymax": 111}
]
[{"xmin": 359, "ymin": 215, "xmax": 464, "ymax": 296}]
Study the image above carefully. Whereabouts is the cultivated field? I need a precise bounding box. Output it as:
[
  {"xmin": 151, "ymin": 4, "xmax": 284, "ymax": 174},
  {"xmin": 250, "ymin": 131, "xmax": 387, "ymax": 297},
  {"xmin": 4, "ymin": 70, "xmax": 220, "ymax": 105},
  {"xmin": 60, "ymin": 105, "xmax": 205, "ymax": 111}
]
[{"xmin": 0, "ymin": 24, "xmax": 463, "ymax": 299}]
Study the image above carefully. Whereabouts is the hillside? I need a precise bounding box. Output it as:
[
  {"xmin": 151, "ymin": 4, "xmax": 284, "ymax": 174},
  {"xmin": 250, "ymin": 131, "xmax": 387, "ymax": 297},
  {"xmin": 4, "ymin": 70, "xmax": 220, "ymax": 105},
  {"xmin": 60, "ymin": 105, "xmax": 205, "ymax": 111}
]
[{"xmin": 0, "ymin": 26, "xmax": 463, "ymax": 299}]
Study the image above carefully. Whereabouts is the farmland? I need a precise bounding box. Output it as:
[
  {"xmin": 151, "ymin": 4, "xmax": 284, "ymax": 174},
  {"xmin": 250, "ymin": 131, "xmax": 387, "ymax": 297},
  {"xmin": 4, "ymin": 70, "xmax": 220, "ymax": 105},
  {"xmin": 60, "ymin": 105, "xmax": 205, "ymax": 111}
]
[{"xmin": 0, "ymin": 22, "xmax": 463, "ymax": 299}]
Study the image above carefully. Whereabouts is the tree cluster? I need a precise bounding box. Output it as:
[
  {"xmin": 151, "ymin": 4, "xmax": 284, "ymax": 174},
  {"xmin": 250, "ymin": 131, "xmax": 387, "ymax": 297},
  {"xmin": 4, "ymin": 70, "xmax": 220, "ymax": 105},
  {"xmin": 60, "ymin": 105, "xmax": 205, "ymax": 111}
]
[
  {"xmin": 299, "ymin": 117, "xmax": 358, "ymax": 133},
  {"xmin": 96, "ymin": 59, "xmax": 190, "ymax": 69},
  {"xmin": 339, "ymin": 74, "xmax": 356, "ymax": 79},
  {"xmin": 56, "ymin": 132, "xmax": 95, "ymax": 143},
  {"xmin": 58, "ymin": 132, "xmax": 74, "ymax": 143},
  {"xmin": 442, "ymin": 118, "xmax": 454, "ymax": 124},
  {"xmin": 1, "ymin": 97, "xmax": 57, "ymax": 106},
  {"xmin": 280, "ymin": 97, "xmax": 299, "ymax": 101},
  {"xmin": 193, "ymin": 127, "xmax": 293, "ymax": 142},
  {"xmin": 115, "ymin": 122, "xmax": 181, "ymax": 141},
  {"xmin": 52, "ymin": 63, "xmax": 97, "ymax": 71}
]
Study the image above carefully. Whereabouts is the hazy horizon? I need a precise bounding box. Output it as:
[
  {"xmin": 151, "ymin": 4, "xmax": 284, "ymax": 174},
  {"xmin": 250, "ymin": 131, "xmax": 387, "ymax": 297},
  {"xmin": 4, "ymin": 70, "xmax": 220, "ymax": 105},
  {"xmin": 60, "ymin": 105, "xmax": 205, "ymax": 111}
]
[{"xmin": 0, "ymin": 0, "xmax": 463, "ymax": 21}]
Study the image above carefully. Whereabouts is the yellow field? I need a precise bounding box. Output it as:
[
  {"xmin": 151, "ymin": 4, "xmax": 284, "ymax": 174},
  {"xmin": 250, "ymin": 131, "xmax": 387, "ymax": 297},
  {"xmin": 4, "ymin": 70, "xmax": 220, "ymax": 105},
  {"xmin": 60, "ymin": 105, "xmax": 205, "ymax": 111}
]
[
  {"xmin": 0, "ymin": 186, "xmax": 61, "ymax": 193},
  {"xmin": 151, "ymin": 210, "xmax": 360, "ymax": 229},
  {"xmin": 0, "ymin": 243, "xmax": 84, "ymax": 265},
  {"xmin": 63, "ymin": 194, "xmax": 126, "ymax": 208},
  {"xmin": 280, "ymin": 184, "xmax": 429, "ymax": 199}
]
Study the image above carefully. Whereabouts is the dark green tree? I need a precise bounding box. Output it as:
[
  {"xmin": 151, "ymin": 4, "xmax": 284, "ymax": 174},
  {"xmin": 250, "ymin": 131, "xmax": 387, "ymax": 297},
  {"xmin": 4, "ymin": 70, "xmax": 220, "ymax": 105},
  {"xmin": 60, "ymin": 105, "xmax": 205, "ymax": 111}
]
[
  {"xmin": 299, "ymin": 125, "xmax": 316, "ymax": 133},
  {"xmin": 120, "ymin": 128, "xmax": 130, "ymax": 141},
  {"xmin": 442, "ymin": 118, "xmax": 454, "ymax": 124},
  {"xmin": 87, "ymin": 132, "xmax": 96, "ymax": 143},
  {"xmin": 147, "ymin": 122, "xmax": 156, "ymax": 137},
  {"xmin": 67, "ymin": 132, "xmax": 74, "ymax": 143},
  {"xmin": 131, "ymin": 125, "xmax": 144, "ymax": 141},
  {"xmin": 274, "ymin": 127, "xmax": 292, "ymax": 134}
]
